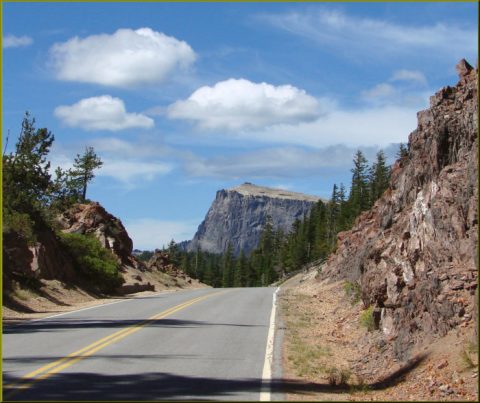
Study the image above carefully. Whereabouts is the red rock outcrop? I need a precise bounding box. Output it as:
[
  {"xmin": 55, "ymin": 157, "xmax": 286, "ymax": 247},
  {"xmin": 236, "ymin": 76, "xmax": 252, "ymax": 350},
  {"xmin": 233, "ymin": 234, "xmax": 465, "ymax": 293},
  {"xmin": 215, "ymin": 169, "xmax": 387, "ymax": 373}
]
[
  {"xmin": 3, "ymin": 229, "xmax": 77, "ymax": 287},
  {"xmin": 146, "ymin": 250, "xmax": 194, "ymax": 283},
  {"xmin": 57, "ymin": 202, "xmax": 134, "ymax": 266},
  {"xmin": 319, "ymin": 59, "xmax": 478, "ymax": 359}
]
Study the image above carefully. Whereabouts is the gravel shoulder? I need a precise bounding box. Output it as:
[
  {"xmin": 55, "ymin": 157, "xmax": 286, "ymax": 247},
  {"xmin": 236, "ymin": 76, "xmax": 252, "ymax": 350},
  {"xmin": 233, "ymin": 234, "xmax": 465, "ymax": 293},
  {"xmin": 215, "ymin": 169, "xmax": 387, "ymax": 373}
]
[{"xmin": 278, "ymin": 270, "xmax": 478, "ymax": 401}]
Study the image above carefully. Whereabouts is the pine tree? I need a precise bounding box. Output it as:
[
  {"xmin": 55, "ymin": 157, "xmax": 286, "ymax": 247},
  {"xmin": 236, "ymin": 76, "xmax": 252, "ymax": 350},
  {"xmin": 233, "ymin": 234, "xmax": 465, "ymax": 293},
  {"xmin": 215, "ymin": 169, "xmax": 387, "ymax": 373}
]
[
  {"xmin": 167, "ymin": 239, "xmax": 180, "ymax": 267},
  {"xmin": 327, "ymin": 184, "xmax": 340, "ymax": 247},
  {"xmin": 348, "ymin": 150, "xmax": 370, "ymax": 220},
  {"xmin": 222, "ymin": 243, "xmax": 234, "ymax": 287},
  {"xmin": 337, "ymin": 183, "xmax": 348, "ymax": 232},
  {"xmin": 369, "ymin": 150, "xmax": 391, "ymax": 205},
  {"xmin": 3, "ymin": 112, "xmax": 54, "ymax": 215},
  {"xmin": 180, "ymin": 253, "xmax": 192, "ymax": 277},
  {"xmin": 49, "ymin": 167, "xmax": 82, "ymax": 211},
  {"xmin": 396, "ymin": 143, "xmax": 409, "ymax": 160},
  {"xmin": 234, "ymin": 249, "xmax": 247, "ymax": 287},
  {"xmin": 203, "ymin": 258, "xmax": 214, "ymax": 285},
  {"xmin": 71, "ymin": 146, "xmax": 103, "ymax": 202}
]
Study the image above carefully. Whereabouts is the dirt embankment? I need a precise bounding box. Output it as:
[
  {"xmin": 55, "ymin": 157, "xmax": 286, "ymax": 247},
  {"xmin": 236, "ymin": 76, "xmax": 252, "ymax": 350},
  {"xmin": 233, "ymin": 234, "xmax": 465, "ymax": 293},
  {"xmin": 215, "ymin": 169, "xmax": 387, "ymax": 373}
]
[
  {"xmin": 3, "ymin": 270, "xmax": 206, "ymax": 324},
  {"xmin": 278, "ymin": 270, "xmax": 478, "ymax": 401}
]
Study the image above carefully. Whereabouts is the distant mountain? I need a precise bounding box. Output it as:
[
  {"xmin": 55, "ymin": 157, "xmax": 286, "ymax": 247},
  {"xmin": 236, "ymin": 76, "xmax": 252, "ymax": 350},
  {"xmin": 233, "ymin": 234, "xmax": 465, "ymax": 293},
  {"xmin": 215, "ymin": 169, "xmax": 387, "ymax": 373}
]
[{"xmin": 185, "ymin": 182, "xmax": 321, "ymax": 255}]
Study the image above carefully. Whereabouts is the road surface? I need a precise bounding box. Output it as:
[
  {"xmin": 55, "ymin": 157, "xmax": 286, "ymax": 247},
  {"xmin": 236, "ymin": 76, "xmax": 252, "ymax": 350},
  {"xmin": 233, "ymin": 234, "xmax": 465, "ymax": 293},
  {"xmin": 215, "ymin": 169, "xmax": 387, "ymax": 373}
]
[{"xmin": 2, "ymin": 287, "xmax": 281, "ymax": 401}]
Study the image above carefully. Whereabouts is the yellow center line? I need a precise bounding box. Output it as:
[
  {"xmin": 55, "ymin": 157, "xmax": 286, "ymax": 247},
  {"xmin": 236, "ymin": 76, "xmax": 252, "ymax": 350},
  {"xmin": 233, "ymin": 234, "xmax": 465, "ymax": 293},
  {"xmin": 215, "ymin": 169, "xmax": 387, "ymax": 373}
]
[{"xmin": 4, "ymin": 291, "xmax": 224, "ymax": 398}]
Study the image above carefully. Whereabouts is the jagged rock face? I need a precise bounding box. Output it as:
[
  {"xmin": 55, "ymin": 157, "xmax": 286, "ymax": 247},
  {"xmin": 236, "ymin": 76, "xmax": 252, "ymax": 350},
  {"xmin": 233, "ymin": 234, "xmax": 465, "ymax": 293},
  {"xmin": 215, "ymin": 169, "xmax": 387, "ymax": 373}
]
[
  {"xmin": 146, "ymin": 250, "xmax": 192, "ymax": 282},
  {"xmin": 320, "ymin": 60, "xmax": 478, "ymax": 359},
  {"xmin": 187, "ymin": 183, "xmax": 320, "ymax": 255},
  {"xmin": 57, "ymin": 202, "xmax": 134, "ymax": 267},
  {"xmin": 3, "ymin": 229, "xmax": 77, "ymax": 285}
]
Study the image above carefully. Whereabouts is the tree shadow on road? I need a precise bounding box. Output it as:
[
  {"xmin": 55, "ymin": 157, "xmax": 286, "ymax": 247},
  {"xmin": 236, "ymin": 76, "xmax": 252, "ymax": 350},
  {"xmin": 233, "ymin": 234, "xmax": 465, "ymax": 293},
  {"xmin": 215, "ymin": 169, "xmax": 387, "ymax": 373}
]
[
  {"xmin": 3, "ymin": 354, "xmax": 427, "ymax": 401},
  {"xmin": 3, "ymin": 318, "xmax": 267, "ymax": 334}
]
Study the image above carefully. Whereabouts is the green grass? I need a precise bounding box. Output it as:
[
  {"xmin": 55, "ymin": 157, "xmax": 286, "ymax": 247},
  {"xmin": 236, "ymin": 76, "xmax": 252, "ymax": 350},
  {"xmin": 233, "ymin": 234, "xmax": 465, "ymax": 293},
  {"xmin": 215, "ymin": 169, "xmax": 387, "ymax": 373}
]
[
  {"xmin": 343, "ymin": 281, "xmax": 362, "ymax": 305},
  {"xmin": 359, "ymin": 306, "xmax": 375, "ymax": 331},
  {"xmin": 289, "ymin": 338, "xmax": 332, "ymax": 377},
  {"xmin": 460, "ymin": 342, "xmax": 478, "ymax": 370}
]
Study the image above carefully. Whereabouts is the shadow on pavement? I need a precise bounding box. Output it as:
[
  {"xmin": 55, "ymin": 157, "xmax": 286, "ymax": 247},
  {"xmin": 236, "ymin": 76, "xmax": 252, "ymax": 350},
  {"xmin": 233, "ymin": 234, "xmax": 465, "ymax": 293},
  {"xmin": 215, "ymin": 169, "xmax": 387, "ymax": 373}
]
[
  {"xmin": 3, "ymin": 318, "xmax": 266, "ymax": 334},
  {"xmin": 3, "ymin": 354, "xmax": 427, "ymax": 401}
]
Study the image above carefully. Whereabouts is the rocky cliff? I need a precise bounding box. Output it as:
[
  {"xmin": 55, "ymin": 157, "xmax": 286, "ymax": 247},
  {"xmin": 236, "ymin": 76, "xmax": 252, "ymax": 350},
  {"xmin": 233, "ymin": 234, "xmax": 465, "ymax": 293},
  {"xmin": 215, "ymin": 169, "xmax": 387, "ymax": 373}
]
[
  {"xmin": 3, "ymin": 202, "xmax": 205, "ymax": 306},
  {"xmin": 318, "ymin": 59, "xmax": 478, "ymax": 360},
  {"xmin": 187, "ymin": 182, "xmax": 320, "ymax": 255}
]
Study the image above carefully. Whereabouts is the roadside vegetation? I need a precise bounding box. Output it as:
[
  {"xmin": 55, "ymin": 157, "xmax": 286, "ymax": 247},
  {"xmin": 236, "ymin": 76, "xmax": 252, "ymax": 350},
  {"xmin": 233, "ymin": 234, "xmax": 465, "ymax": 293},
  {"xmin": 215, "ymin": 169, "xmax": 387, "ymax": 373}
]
[
  {"xmin": 3, "ymin": 112, "xmax": 111, "ymax": 291},
  {"xmin": 59, "ymin": 233, "xmax": 124, "ymax": 292}
]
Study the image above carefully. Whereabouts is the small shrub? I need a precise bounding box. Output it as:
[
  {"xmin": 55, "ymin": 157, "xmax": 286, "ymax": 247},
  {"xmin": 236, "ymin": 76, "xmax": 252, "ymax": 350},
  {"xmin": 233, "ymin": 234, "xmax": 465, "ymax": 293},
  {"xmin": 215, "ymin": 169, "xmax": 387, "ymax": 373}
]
[
  {"xmin": 3, "ymin": 210, "xmax": 36, "ymax": 244},
  {"xmin": 359, "ymin": 306, "xmax": 375, "ymax": 331},
  {"xmin": 344, "ymin": 281, "xmax": 361, "ymax": 305},
  {"xmin": 326, "ymin": 367, "xmax": 351, "ymax": 386},
  {"xmin": 460, "ymin": 343, "xmax": 478, "ymax": 370},
  {"xmin": 59, "ymin": 232, "xmax": 124, "ymax": 293}
]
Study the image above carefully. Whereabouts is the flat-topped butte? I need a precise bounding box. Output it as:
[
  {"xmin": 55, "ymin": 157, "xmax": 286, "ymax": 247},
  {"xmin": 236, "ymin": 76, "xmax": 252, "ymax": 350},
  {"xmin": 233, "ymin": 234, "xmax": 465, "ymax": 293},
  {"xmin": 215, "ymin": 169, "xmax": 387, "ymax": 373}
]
[{"xmin": 230, "ymin": 182, "xmax": 321, "ymax": 202}]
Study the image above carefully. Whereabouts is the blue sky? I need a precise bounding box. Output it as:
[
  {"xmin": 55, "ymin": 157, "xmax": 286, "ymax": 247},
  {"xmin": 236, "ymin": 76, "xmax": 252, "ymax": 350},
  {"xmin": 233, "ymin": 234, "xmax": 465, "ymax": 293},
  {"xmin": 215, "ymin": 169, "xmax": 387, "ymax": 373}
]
[{"xmin": 3, "ymin": 2, "xmax": 478, "ymax": 250}]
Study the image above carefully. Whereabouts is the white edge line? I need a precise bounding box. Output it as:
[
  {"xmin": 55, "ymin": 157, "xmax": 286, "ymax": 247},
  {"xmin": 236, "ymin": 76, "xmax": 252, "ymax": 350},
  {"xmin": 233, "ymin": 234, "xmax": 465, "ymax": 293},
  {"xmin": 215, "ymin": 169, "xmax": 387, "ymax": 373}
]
[
  {"xmin": 260, "ymin": 286, "xmax": 279, "ymax": 401},
  {"xmin": 4, "ymin": 289, "xmax": 180, "ymax": 328}
]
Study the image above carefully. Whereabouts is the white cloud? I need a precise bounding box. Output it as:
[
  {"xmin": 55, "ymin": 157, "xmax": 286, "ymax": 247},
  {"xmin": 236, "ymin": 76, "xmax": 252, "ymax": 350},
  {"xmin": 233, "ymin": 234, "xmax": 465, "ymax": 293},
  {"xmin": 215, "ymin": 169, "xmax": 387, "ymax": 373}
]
[
  {"xmin": 90, "ymin": 137, "xmax": 171, "ymax": 158},
  {"xmin": 184, "ymin": 146, "xmax": 353, "ymax": 179},
  {"xmin": 167, "ymin": 78, "xmax": 324, "ymax": 130},
  {"xmin": 254, "ymin": 105, "xmax": 419, "ymax": 148},
  {"xmin": 361, "ymin": 83, "xmax": 397, "ymax": 101},
  {"xmin": 124, "ymin": 218, "xmax": 199, "ymax": 250},
  {"xmin": 3, "ymin": 34, "xmax": 33, "ymax": 48},
  {"xmin": 54, "ymin": 95, "xmax": 154, "ymax": 131},
  {"xmin": 174, "ymin": 102, "xmax": 420, "ymax": 149},
  {"xmin": 49, "ymin": 27, "xmax": 196, "ymax": 87},
  {"xmin": 259, "ymin": 9, "xmax": 477, "ymax": 60},
  {"xmin": 183, "ymin": 144, "xmax": 401, "ymax": 180},
  {"xmin": 99, "ymin": 159, "xmax": 172, "ymax": 184},
  {"xmin": 390, "ymin": 69, "xmax": 427, "ymax": 85}
]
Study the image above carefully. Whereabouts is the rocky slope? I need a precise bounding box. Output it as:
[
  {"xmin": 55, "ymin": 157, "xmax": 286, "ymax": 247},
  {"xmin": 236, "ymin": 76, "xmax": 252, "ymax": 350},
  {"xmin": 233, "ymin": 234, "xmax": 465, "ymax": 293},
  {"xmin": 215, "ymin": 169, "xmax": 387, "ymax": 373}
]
[
  {"xmin": 317, "ymin": 59, "xmax": 478, "ymax": 360},
  {"xmin": 57, "ymin": 202, "xmax": 205, "ymax": 294},
  {"xmin": 186, "ymin": 182, "xmax": 320, "ymax": 255},
  {"xmin": 3, "ymin": 202, "xmax": 205, "ymax": 314}
]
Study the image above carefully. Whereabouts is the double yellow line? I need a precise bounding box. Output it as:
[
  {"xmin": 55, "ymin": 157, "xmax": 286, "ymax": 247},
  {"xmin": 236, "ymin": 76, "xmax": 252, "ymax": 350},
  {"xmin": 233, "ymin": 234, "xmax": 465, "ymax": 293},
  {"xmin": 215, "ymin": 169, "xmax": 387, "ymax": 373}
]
[{"xmin": 4, "ymin": 291, "xmax": 222, "ymax": 399}]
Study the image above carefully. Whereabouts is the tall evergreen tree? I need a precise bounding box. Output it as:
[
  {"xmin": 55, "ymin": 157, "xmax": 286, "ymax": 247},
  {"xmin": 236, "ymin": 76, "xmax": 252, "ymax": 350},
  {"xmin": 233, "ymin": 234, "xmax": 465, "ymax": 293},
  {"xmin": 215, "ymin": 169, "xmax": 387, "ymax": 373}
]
[
  {"xmin": 222, "ymin": 242, "xmax": 234, "ymax": 287},
  {"xmin": 348, "ymin": 150, "xmax": 370, "ymax": 220},
  {"xmin": 369, "ymin": 150, "xmax": 391, "ymax": 205},
  {"xmin": 71, "ymin": 146, "xmax": 103, "ymax": 202},
  {"xmin": 234, "ymin": 249, "xmax": 248, "ymax": 287},
  {"xmin": 396, "ymin": 143, "xmax": 409, "ymax": 160},
  {"xmin": 3, "ymin": 112, "xmax": 54, "ymax": 215}
]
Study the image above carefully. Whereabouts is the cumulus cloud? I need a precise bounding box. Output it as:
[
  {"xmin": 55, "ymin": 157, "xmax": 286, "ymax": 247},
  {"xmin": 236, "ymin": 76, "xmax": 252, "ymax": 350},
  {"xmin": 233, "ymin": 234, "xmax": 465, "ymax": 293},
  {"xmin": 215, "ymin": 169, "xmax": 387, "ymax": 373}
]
[
  {"xmin": 259, "ymin": 9, "xmax": 477, "ymax": 61},
  {"xmin": 49, "ymin": 27, "xmax": 196, "ymax": 87},
  {"xmin": 167, "ymin": 78, "xmax": 323, "ymax": 130},
  {"xmin": 254, "ymin": 104, "xmax": 419, "ymax": 148},
  {"xmin": 124, "ymin": 218, "xmax": 199, "ymax": 250},
  {"xmin": 183, "ymin": 144, "xmax": 400, "ymax": 180},
  {"xmin": 3, "ymin": 34, "xmax": 33, "ymax": 48},
  {"xmin": 54, "ymin": 95, "xmax": 154, "ymax": 131},
  {"xmin": 390, "ymin": 69, "xmax": 427, "ymax": 85},
  {"xmin": 172, "ymin": 102, "xmax": 419, "ymax": 149}
]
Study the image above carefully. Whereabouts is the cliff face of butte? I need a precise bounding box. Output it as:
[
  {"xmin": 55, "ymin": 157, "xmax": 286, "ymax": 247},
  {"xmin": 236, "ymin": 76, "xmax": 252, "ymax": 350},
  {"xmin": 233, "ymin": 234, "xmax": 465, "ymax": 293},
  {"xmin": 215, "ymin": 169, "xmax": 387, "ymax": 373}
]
[
  {"xmin": 188, "ymin": 183, "xmax": 320, "ymax": 255},
  {"xmin": 319, "ymin": 59, "xmax": 478, "ymax": 359}
]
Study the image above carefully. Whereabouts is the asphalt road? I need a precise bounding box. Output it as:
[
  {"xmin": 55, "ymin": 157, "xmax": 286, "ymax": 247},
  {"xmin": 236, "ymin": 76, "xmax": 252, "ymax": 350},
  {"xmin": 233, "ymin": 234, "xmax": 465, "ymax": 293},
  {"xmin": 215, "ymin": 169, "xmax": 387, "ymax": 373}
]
[{"xmin": 2, "ymin": 287, "xmax": 280, "ymax": 401}]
